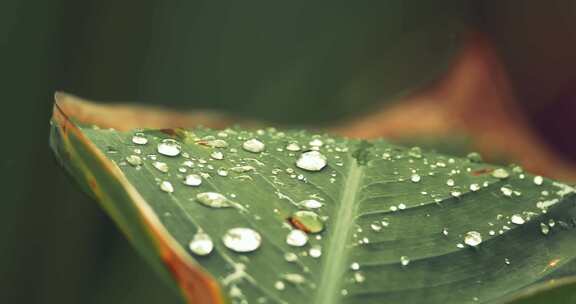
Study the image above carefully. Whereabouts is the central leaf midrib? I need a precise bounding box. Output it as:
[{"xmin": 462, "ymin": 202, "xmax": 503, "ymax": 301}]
[{"xmin": 313, "ymin": 155, "xmax": 364, "ymax": 304}]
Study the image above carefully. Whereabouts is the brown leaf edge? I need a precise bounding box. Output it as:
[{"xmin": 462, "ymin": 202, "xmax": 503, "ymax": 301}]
[{"xmin": 51, "ymin": 93, "xmax": 225, "ymax": 304}]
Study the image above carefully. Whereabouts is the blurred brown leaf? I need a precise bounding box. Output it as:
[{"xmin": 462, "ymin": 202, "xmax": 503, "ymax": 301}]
[{"xmin": 333, "ymin": 33, "xmax": 576, "ymax": 182}]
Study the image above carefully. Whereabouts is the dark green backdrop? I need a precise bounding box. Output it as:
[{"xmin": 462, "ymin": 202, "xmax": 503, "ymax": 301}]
[{"xmin": 1, "ymin": 1, "xmax": 575, "ymax": 303}]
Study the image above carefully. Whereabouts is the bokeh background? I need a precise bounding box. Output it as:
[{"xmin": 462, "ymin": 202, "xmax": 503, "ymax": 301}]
[{"xmin": 1, "ymin": 1, "xmax": 576, "ymax": 303}]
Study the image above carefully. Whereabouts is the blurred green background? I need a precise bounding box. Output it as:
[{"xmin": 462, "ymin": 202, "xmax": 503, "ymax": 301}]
[{"xmin": 1, "ymin": 1, "xmax": 575, "ymax": 303}]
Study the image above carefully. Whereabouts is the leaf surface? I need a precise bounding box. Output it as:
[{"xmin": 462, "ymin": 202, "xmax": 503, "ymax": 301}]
[{"xmin": 50, "ymin": 94, "xmax": 576, "ymax": 304}]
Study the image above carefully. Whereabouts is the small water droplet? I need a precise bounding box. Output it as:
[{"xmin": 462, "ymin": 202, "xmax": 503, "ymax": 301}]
[
  {"xmin": 284, "ymin": 252, "xmax": 298, "ymax": 262},
  {"xmin": 400, "ymin": 256, "xmax": 410, "ymax": 266},
  {"xmin": 157, "ymin": 139, "xmax": 182, "ymax": 157},
  {"xmin": 500, "ymin": 187, "xmax": 513, "ymax": 197},
  {"xmin": 540, "ymin": 222, "xmax": 550, "ymax": 235},
  {"xmin": 217, "ymin": 168, "xmax": 229, "ymax": 176},
  {"xmin": 222, "ymin": 228, "xmax": 262, "ymax": 253},
  {"xmin": 442, "ymin": 228, "xmax": 449, "ymax": 236},
  {"xmin": 353, "ymin": 272, "xmax": 365, "ymax": 283},
  {"xmin": 274, "ymin": 281, "xmax": 285, "ymax": 290},
  {"xmin": 204, "ymin": 139, "xmax": 228, "ymax": 148},
  {"xmin": 370, "ymin": 222, "xmax": 382, "ymax": 232},
  {"xmin": 470, "ymin": 184, "xmax": 480, "ymax": 191},
  {"xmin": 196, "ymin": 192, "xmax": 232, "ymax": 208},
  {"xmin": 125, "ymin": 155, "xmax": 142, "ymax": 166},
  {"xmin": 467, "ymin": 152, "xmax": 482, "ymax": 162},
  {"xmin": 283, "ymin": 273, "xmax": 305, "ymax": 285},
  {"xmin": 184, "ymin": 174, "xmax": 202, "ymax": 187},
  {"xmin": 153, "ymin": 161, "xmax": 169, "ymax": 173},
  {"xmin": 492, "ymin": 168, "xmax": 510, "ymax": 179},
  {"xmin": 242, "ymin": 139, "xmax": 265, "ymax": 153},
  {"xmin": 290, "ymin": 211, "xmax": 324, "ymax": 233},
  {"xmin": 446, "ymin": 179, "xmax": 455, "ymax": 186},
  {"xmin": 505, "ymin": 258, "xmax": 511, "ymax": 265},
  {"xmin": 309, "ymin": 138, "xmax": 324, "ymax": 147},
  {"xmin": 511, "ymin": 214, "xmax": 525, "ymax": 225},
  {"xmin": 464, "ymin": 231, "xmax": 482, "ymax": 247},
  {"xmin": 350, "ymin": 262, "xmax": 360, "ymax": 270},
  {"xmin": 296, "ymin": 151, "xmax": 327, "ymax": 172},
  {"xmin": 189, "ymin": 231, "xmax": 214, "ymax": 256},
  {"xmin": 286, "ymin": 229, "xmax": 308, "ymax": 247},
  {"xmin": 408, "ymin": 147, "xmax": 422, "ymax": 158},
  {"xmin": 410, "ymin": 174, "xmax": 421, "ymax": 183},
  {"xmin": 211, "ymin": 151, "xmax": 224, "ymax": 160},
  {"xmin": 309, "ymin": 245, "xmax": 322, "ymax": 258},
  {"xmin": 534, "ymin": 176, "xmax": 544, "ymax": 186},
  {"xmin": 160, "ymin": 181, "xmax": 174, "ymax": 193},
  {"xmin": 297, "ymin": 199, "xmax": 324, "ymax": 209},
  {"xmin": 132, "ymin": 133, "xmax": 148, "ymax": 145},
  {"xmin": 286, "ymin": 142, "xmax": 301, "ymax": 152}
]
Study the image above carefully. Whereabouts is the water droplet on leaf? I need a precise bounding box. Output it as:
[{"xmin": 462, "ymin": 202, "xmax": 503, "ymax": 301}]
[
  {"xmin": 160, "ymin": 181, "xmax": 174, "ymax": 193},
  {"xmin": 492, "ymin": 168, "xmax": 510, "ymax": 179},
  {"xmin": 511, "ymin": 214, "xmax": 525, "ymax": 225},
  {"xmin": 153, "ymin": 161, "xmax": 169, "ymax": 173},
  {"xmin": 464, "ymin": 231, "xmax": 482, "ymax": 247},
  {"xmin": 286, "ymin": 142, "xmax": 301, "ymax": 152},
  {"xmin": 286, "ymin": 229, "xmax": 308, "ymax": 247},
  {"xmin": 400, "ymin": 256, "xmax": 410, "ymax": 266},
  {"xmin": 132, "ymin": 133, "xmax": 148, "ymax": 145},
  {"xmin": 184, "ymin": 174, "xmax": 202, "ymax": 187},
  {"xmin": 290, "ymin": 211, "xmax": 324, "ymax": 233},
  {"xmin": 125, "ymin": 155, "xmax": 142, "ymax": 166},
  {"xmin": 196, "ymin": 192, "xmax": 232, "ymax": 208},
  {"xmin": 222, "ymin": 228, "xmax": 262, "ymax": 253},
  {"xmin": 189, "ymin": 231, "xmax": 214, "ymax": 256},
  {"xmin": 296, "ymin": 151, "xmax": 327, "ymax": 172},
  {"xmin": 242, "ymin": 139, "xmax": 265, "ymax": 153},
  {"xmin": 157, "ymin": 139, "xmax": 182, "ymax": 157},
  {"xmin": 297, "ymin": 199, "xmax": 324, "ymax": 209}
]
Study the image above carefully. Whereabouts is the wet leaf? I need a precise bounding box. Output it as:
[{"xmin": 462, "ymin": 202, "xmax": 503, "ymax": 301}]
[{"xmin": 51, "ymin": 93, "xmax": 576, "ymax": 304}]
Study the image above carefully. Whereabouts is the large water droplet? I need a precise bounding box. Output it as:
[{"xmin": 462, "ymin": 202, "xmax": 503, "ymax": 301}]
[
  {"xmin": 184, "ymin": 174, "xmax": 202, "ymax": 187},
  {"xmin": 296, "ymin": 151, "xmax": 327, "ymax": 172},
  {"xmin": 242, "ymin": 139, "xmax": 265, "ymax": 153},
  {"xmin": 157, "ymin": 139, "xmax": 182, "ymax": 157},
  {"xmin": 196, "ymin": 192, "xmax": 232, "ymax": 208},
  {"xmin": 189, "ymin": 231, "xmax": 214, "ymax": 256},
  {"xmin": 464, "ymin": 231, "xmax": 482, "ymax": 247},
  {"xmin": 132, "ymin": 133, "xmax": 148, "ymax": 145},
  {"xmin": 160, "ymin": 181, "xmax": 174, "ymax": 193},
  {"xmin": 290, "ymin": 211, "xmax": 324, "ymax": 233},
  {"xmin": 297, "ymin": 199, "xmax": 324, "ymax": 209},
  {"xmin": 286, "ymin": 229, "xmax": 308, "ymax": 247},
  {"xmin": 222, "ymin": 228, "xmax": 262, "ymax": 253},
  {"xmin": 125, "ymin": 155, "xmax": 142, "ymax": 166}
]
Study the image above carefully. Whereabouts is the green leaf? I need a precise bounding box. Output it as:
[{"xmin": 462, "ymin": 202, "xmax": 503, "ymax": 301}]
[{"xmin": 51, "ymin": 95, "xmax": 576, "ymax": 304}]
